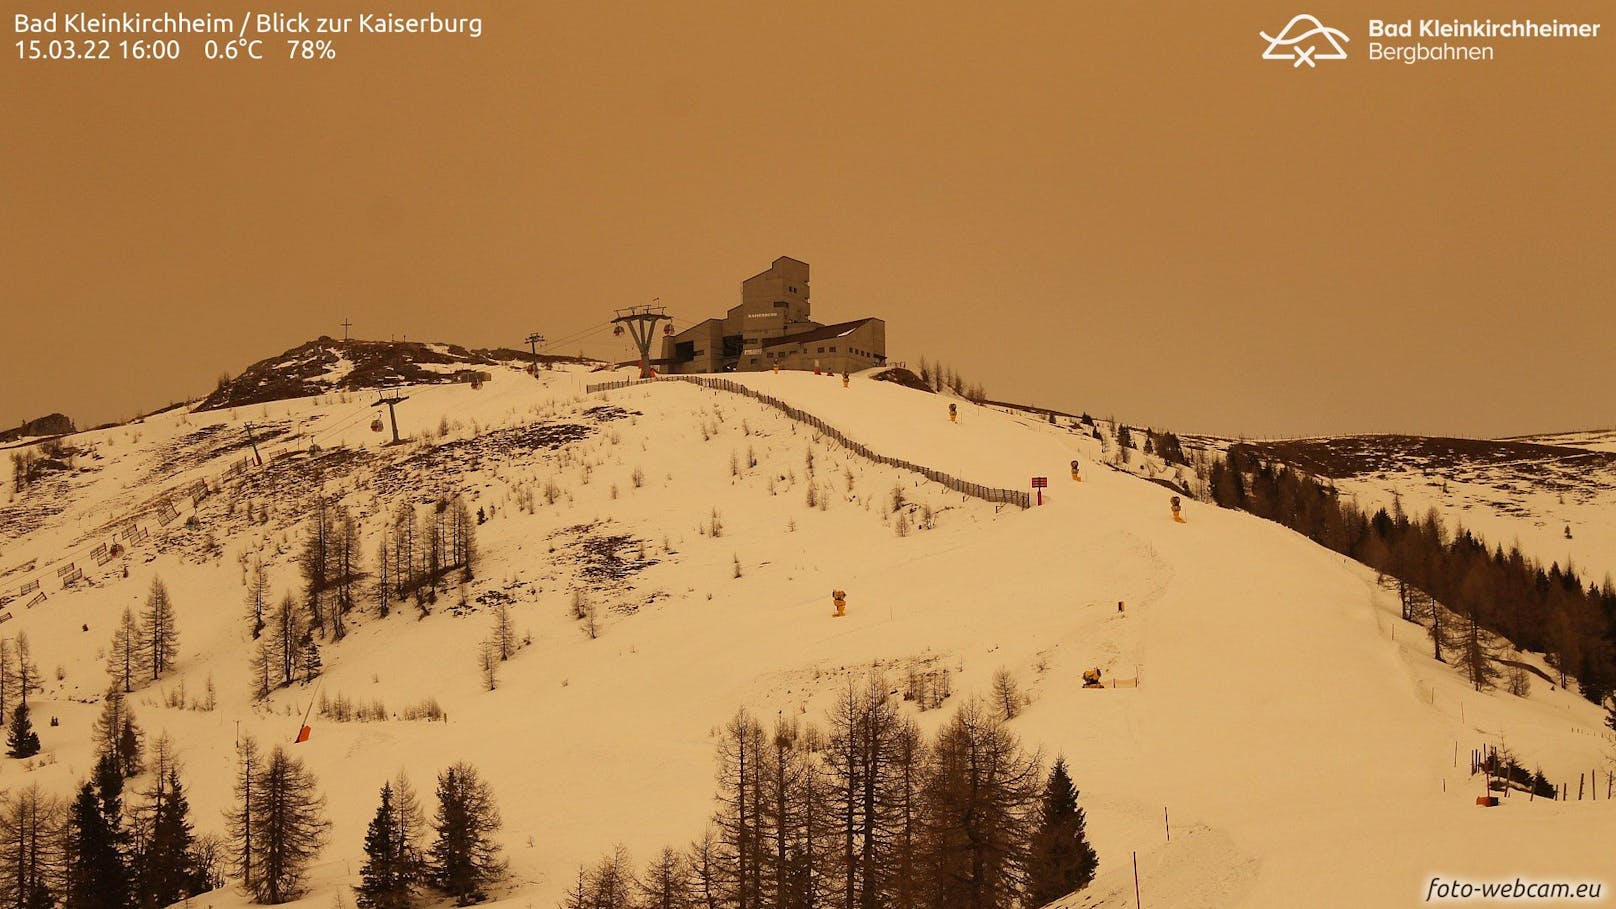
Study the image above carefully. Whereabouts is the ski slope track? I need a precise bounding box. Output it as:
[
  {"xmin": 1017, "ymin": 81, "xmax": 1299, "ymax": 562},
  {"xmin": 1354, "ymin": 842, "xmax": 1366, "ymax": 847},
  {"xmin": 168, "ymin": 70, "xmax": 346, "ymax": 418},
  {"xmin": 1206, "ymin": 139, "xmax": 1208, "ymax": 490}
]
[{"xmin": 1, "ymin": 364, "xmax": 1611, "ymax": 909}]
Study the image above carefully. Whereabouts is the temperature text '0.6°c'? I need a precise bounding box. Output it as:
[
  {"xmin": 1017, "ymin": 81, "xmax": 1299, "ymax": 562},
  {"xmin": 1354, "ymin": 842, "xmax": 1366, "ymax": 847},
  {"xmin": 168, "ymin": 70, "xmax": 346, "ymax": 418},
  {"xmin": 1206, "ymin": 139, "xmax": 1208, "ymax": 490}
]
[{"xmin": 203, "ymin": 38, "xmax": 265, "ymax": 60}]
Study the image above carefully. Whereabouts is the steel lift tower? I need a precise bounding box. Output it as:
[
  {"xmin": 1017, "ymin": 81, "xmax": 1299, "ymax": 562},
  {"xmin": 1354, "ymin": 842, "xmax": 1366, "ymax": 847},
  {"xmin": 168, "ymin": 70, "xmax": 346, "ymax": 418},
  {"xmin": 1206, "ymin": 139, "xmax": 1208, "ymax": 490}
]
[{"xmin": 611, "ymin": 305, "xmax": 671, "ymax": 379}]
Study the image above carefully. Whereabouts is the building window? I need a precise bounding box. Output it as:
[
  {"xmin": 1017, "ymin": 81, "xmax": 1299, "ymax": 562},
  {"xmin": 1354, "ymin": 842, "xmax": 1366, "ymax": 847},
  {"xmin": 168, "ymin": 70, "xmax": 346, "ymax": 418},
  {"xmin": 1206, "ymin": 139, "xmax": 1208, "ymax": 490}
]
[
  {"xmin": 817, "ymin": 346, "xmax": 824, "ymax": 353},
  {"xmin": 828, "ymin": 346, "xmax": 836, "ymax": 352}
]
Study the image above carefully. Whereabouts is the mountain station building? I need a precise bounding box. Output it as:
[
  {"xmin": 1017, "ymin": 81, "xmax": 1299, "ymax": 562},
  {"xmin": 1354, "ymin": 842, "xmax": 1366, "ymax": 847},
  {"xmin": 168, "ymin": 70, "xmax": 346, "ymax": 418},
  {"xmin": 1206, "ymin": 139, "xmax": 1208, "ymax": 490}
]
[{"xmin": 660, "ymin": 257, "xmax": 886, "ymax": 375}]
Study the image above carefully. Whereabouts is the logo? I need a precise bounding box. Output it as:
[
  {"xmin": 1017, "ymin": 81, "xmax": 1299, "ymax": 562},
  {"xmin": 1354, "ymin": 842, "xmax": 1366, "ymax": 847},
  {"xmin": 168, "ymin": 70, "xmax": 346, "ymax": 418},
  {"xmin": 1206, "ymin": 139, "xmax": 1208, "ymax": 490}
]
[{"xmin": 1261, "ymin": 14, "xmax": 1350, "ymax": 67}]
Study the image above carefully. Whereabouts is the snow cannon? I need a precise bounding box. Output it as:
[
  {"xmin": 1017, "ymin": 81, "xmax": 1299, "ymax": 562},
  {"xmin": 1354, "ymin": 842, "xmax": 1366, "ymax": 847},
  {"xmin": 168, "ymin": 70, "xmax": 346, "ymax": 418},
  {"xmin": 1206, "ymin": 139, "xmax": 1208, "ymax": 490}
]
[
  {"xmin": 948, "ymin": 403, "xmax": 958, "ymax": 423},
  {"xmin": 832, "ymin": 589, "xmax": 847, "ymax": 618},
  {"xmin": 1082, "ymin": 667, "xmax": 1104, "ymax": 688},
  {"xmin": 1071, "ymin": 459, "xmax": 1082, "ymax": 482},
  {"xmin": 1170, "ymin": 496, "xmax": 1185, "ymax": 523}
]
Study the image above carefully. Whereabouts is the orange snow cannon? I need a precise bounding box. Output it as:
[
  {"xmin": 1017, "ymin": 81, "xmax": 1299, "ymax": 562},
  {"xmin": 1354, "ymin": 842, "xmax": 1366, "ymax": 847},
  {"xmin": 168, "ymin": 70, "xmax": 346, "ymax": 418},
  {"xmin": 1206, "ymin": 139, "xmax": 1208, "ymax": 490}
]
[
  {"xmin": 832, "ymin": 589, "xmax": 847, "ymax": 617},
  {"xmin": 1070, "ymin": 459, "xmax": 1081, "ymax": 482},
  {"xmin": 1170, "ymin": 496, "xmax": 1186, "ymax": 524},
  {"xmin": 948, "ymin": 403, "xmax": 958, "ymax": 423}
]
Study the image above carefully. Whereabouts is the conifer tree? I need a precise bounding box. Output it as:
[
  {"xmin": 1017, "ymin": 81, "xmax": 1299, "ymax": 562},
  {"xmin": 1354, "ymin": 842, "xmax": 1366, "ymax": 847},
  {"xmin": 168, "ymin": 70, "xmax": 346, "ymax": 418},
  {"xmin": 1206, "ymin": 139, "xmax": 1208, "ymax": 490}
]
[
  {"xmin": 301, "ymin": 502, "xmax": 332, "ymax": 636},
  {"xmin": 248, "ymin": 745, "xmax": 330, "ymax": 904},
  {"xmin": 5, "ymin": 702, "xmax": 41, "ymax": 758},
  {"xmin": 91, "ymin": 752, "xmax": 126, "ymax": 828},
  {"xmin": 246, "ymin": 561, "xmax": 269, "ymax": 640},
  {"xmin": 12, "ymin": 633, "xmax": 38, "ymax": 708},
  {"xmin": 0, "ymin": 784, "xmax": 63, "ymax": 909},
  {"xmin": 93, "ymin": 689, "xmax": 140, "ymax": 775},
  {"xmin": 584, "ymin": 846, "xmax": 637, "ymax": 909},
  {"xmin": 106, "ymin": 607, "xmax": 143, "ymax": 693},
  {"xmin": 1026, "ymin": 758, "xmax": 1098, "ymax": 905},
  {"xmin": 392, "ymin": 771, "xmax": 427, "ymax": 885},
  {"xmin": 117, "ymin": 716, "xmax": 144, "ymax": 778},
  {"xmin": 65, "ymin": 781, "xmax": 127, "ymax": 909},
  {"xmin": 300, "ymin": 633, "xmax": 323, "ymax": 683},
  {"xmin": 224, "ymin": 735, "xmax": 263, "ymax": 897},
  {"xmin": 0, "ymin": 639, "xmax": 14, "ymax": 723},
  {"xmin": 920, "ymin": 699, "xmax": 1041, "ymax": 909},
  {"xmin": 142, "ymin": 766, "xmax": 206, "ymax": 907},
  {"xmin": 141, "ymin": 578, "xmax": 180, "ymax": 680},
  {"xmin": 332, "ymin": 507, "xmax": 361, "ymax": 640},
  {"xmin": 491, "ymin": 605, "xmax": 515, "ymax": 662},
  {"xmin": 264, "ymin": 593, "xmax": 302, "ymax": 688},
  {"xmin": 638, "ymin": 846, "xmax": 692, "ymax": 909},
  {"xmin": 357, "ymin": 783, "xmax": 411, "ymax": 909},
  {"xmin": 427, "ymin": 762, "xmax": 505, "ymax": 905}
]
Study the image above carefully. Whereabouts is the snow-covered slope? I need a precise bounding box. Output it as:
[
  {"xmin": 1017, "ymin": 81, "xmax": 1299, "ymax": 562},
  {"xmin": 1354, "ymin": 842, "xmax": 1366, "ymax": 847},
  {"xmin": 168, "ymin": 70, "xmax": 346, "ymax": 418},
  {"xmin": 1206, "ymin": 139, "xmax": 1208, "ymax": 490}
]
[{"xmin": 2, "ymin": 366, "xmax": 1612, "ymax": 909}]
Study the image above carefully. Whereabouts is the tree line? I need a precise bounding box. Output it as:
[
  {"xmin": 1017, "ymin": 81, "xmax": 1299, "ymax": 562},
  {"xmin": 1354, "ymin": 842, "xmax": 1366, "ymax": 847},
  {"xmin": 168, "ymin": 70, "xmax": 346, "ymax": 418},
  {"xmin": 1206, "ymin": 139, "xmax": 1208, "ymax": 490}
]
[
  {"xmin": 1209, "ymin": 446, "xmax": 1616, "ymax": 704},
  {"xmin": 3, "ymin": 693, "xmax": 507, "ymax": 909},
  {"xmin": 567, "ymin": 672, "xmax": 1098, "ymax": 909},
  {"xmin": 0, "ymin": 696, "xmax": 223, "ymax": 909},
  {"xmin": 245, "ymin": 495, "xmax": 480, "ymax": 701}
]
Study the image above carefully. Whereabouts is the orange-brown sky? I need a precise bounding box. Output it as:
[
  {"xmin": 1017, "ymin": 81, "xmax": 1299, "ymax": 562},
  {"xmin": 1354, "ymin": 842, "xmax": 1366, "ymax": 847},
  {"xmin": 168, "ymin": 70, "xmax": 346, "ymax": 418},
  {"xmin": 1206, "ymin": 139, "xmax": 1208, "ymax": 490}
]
[{"xmin": 2, "ymin": 1, "xmax": 1611, "ymax": 438}]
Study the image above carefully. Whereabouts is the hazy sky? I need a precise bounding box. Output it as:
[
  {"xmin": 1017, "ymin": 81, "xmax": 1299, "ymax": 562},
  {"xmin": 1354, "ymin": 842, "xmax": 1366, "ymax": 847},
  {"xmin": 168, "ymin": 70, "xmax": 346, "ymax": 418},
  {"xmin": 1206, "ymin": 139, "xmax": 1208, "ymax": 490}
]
[{"xmin": 2, "ymin": 1, "xmax": 1611, "ymax": 438}]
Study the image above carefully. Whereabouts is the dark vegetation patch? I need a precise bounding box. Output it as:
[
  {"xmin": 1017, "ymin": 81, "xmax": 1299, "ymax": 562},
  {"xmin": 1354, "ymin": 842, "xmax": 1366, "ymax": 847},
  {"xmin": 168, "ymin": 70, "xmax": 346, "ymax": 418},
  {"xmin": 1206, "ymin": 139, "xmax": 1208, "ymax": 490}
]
[
  {"xmin": 223, "ymin": 446, "xmax": 372, "ymax": 518},
  {"xmin": 147, "ymin": 422, "xmax": 291, "ymax": 483},
  {"xmin": 582, "ymin": 404, "xmax": 641, "ymax": 422},
  {"xmin": 0, "ymin": 480, "xmax": 71, "ymax": 542},
  {"xmin": 199, "ymin": 337, "xmax": 512, "ymax": 411},
  {"xmin": 556, "ymin": 523, "xmax": 657, "ymax": 593},
  {"xmin": 370, "ymin": 421, "xmax": 593, "ymax": 498},
  {"xmin": 869, "ymin": 367, "xmax": 933, "ymax": 393}
]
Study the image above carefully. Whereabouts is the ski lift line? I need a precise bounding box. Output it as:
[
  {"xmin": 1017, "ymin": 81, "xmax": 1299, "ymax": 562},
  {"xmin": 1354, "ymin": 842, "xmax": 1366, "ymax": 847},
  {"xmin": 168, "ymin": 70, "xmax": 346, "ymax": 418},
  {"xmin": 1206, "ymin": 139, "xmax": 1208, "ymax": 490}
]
[
  {"xmin": 532, "ymin": 320, "xmax": 616, "ymax": 352},
  {"xmin": 543, "ymin": 327, "xmax": 617, "ymax": 353}
]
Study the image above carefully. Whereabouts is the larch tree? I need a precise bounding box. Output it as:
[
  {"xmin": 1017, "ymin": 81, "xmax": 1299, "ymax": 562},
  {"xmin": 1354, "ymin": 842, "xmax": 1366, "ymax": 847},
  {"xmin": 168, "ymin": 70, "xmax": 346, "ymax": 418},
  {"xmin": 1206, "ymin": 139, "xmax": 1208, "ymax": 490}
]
[
  {"xmin": 0, "ymin": 784, "xmax": 64, "ymax": 909},
  {"xmin": 224, "ymin": 735, "xmax": 263, "ymax": 898},
  {"xmin": 246, "ymin": 560, "xmax": 270, "ymax": 640},
  {"xmin": 714, "ymin": 709, "xmax": 764, "ymax": 909},
  {"xmin": 477, "ymin": 640, "xmax": 498, "ymax": 692},
  {"xmin": 638, "ymin": 846, "xmax": 693, "ymax": 909},
  {"xmin": 92, "ymin": 690, "xmax": 141, "ymax": 778},
  {"xmin": 300, "ymin": 501, "xmax": 332, "ymax": 636},
  {"xmin": 331, "ymin": 507, "xmax": 361, "ymax": 640},
  {"xmin": 13, "ymin": 633, "xmax": 39, "ymax": 708},
  {"xmin": 920, "ymin": 699, "xmax": 1042, "ymax": 909},
  {"xmin": 490, "ymin": 604, "xmax": 516, "ymax": 662},
  {"xmin": 106, "ymin": 608, "xmax": 143, "ymax": 693},
  {"xmin": 248, "ymin": 745, "xmax": 330, "ymax": 904},
  {"xmin": 141, "ymin": 578, "xmax": 179, "ymax": 680},
  {"xmin": 0, "ymin": 639, "xmax": 14, "ymax": 723}
]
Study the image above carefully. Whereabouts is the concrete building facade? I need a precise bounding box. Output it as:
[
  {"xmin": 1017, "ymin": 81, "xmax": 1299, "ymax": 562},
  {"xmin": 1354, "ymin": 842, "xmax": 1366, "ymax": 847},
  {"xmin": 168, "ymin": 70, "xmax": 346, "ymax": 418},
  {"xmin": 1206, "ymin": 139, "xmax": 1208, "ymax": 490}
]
[{"xmin": 661, "ymin": 256, "xmax": 886, "ymax": 375}]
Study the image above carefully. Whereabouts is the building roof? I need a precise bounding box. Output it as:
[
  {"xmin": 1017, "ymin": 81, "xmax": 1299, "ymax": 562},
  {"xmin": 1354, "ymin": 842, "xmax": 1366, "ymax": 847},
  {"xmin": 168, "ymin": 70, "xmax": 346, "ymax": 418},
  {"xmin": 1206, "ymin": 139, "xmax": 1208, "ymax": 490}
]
[
  {"xmin": 760, "ymin": 318, "xmax": 880, "ymax": 349},
  {"xmin": 743, "ymin": 255, "xmax": 810, "ymax": 284}
]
